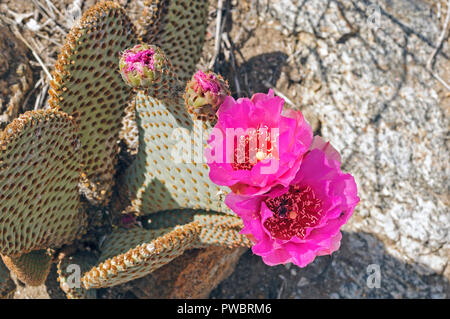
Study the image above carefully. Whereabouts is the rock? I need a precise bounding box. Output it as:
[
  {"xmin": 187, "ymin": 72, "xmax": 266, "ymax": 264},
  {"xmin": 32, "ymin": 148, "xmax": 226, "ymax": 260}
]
[
  {"xmin": 131, "ymin": 247, "xmax": 247, "ymax": 299},
  {"xmin": 255, "ymin": 0, "xmax": 449, "ymax": 277},
  {"xmin": 212, "ymin": 231, "xmax": 450, "ymax": 298}
]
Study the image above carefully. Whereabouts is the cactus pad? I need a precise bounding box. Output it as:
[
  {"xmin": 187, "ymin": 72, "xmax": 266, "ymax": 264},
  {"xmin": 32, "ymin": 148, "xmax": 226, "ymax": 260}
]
[
  {"xmin": 0, "ymin": 109, "xmax": 84, "ymax": 257},
  {"xmin": 1, "ymin": 250, "xmax": 53, "ymax": 286},
  {"xmin": 121, "ymin": 89, "xmax": 232, "ymax": 215},
  {"xmin": 138, "ymin": 0, "xmax": 209, "ymax": 82},
  {"xmin": 146, "ymin": 210, "xmax": 252, "ymax": 248},
  {"xmin": 49, "ymin": 1, "xmax": 138, "ymax": 205},
  {"xmin": 82, "ymin": 223, "xmax": 199, "ymax": 289}
]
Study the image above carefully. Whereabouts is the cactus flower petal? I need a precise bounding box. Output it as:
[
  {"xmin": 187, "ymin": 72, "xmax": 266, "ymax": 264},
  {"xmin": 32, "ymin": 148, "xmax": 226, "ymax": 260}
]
[{"xmin": 225, "ymin": 138, "xmax": 359, "ymax": 268}]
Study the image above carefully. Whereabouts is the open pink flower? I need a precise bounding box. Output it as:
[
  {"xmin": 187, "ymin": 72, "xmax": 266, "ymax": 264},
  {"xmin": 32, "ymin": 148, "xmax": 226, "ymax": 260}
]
[
  {"xmin": 205, "ymin": 90, "xmax": 312, "ymax": 196},
  {"xmin": 225, "ymin": 136, "xmax": 359, "ymax": 267}
]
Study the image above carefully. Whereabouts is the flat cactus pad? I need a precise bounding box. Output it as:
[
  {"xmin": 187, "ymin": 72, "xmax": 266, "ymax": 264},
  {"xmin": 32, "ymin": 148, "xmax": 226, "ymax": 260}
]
[
  {"xmin": 121, "ymin": 90, "xmax": 232, "ymax": 215},
  {"xmin": 0, "ymin": 109, "xmax": 84, "ymax": 257}
]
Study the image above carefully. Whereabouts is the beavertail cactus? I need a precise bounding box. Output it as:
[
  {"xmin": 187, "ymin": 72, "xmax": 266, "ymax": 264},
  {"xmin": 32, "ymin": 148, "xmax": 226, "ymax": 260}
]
[
  {"xmin": 81, "ymin": 210, "xmax": 250, "ymax": 289},
  {"xmin": 0, "ymin": 0, "xmax": 360, "ymax": 296},
  {"xmin": 0, "ymin": 110, "xmax": 84, "ymax": 256},
  {"xmin": 82, "ymin": 222, "xmax": 200, "ymax": 289},
  {"xmin": 0, "ymin": 0, "xmax": 252, "ymax": 295}
]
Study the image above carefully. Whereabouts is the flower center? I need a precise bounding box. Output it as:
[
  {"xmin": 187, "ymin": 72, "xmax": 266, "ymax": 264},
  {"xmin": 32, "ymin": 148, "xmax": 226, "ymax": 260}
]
[
  {"xmin": 194, "ymin": 70, "xmax": 220, "ymax": 93},
  {"xmin": 231, "ymin": 125, "xmax": 274, "ymax": 171},
  {"xmin": 125, "ymin": 49, "xmax": 155, "ymax": 72},
  {"xmin": 264, "ymin": 185, "xmax": 323, "ymax": 240}
]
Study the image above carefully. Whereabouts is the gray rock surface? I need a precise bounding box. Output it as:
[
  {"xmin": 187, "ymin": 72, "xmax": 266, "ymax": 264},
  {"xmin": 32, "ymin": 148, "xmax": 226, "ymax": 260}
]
[
  {"xmin": 212, "ymin": 0, "xmax": 449, "ymax": 298},
  {"xmin": 211, "ymin": 231, "xmax": 449, "ymax": 298}
]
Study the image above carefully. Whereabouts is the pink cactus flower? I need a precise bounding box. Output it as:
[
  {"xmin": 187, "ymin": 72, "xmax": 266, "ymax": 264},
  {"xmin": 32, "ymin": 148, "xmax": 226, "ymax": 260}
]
[
  {"xmin": 184, "ymin": 70, "xmax": 230, "ymax": 122},
  {"xmin": 205, "ymin": 90, "xmax": 313, "ymax": 196},
  {"xmin": 225, "ymin": 136, "xmax": 360, "ymax": 267}
]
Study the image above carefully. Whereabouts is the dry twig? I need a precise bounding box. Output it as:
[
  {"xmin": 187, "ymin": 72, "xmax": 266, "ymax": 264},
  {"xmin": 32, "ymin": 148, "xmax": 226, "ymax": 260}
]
[{"xmin": 209, "ymin": 0, "xmax": 225, "ymax": 70}]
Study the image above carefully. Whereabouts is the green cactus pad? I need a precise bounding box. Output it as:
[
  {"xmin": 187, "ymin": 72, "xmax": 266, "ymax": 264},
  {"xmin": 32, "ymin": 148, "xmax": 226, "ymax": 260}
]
[
  {"xmin": 0, "ymin": 258, "xmax": 15, "ymax": 299},
  {"xmin": 138, "ymin": 0, "xmax": 209, "ymax": 82},
  {"xmin": 117, "ymin": 44, "xmax": 181, "ymax": 157},
  {"xmin": 57, "ymin": 251, "xmax": 97, "ymax": 299},
  {"xmin": 49, "ymin": 1, "xmax": 138, "ymax": 205},
  {"xmin": 1, "ymin": 250, "xmax": 52, "ymax": 286},
  {"xmin": 146, "ymin": 210, "xmax": 252, "ymax": 249},
  {"xmin": 120, "ymin": 89, "xmax": 233, "ymax": 215},
  {"xmin": 82, "ymin": 223, "xmax": 199, "ymax": 289},
  {"xmin": 0, "ymin": 109, "xmax": 85, "ymax": 257}
]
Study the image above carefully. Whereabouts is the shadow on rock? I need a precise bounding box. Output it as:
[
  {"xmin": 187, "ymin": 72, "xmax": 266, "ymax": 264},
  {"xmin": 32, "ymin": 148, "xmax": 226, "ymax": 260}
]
[
  {"xmin": 218, "ymin": 51, "xmax": 289, "ymax": 98},
  {"xmin": 210, "ymin": 231, "xmax": 450, "ymax": 299}
]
